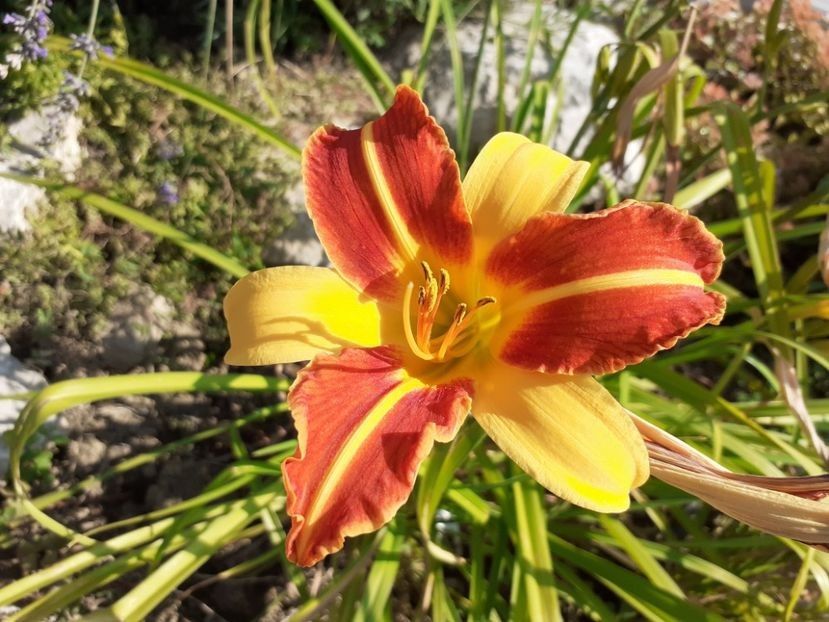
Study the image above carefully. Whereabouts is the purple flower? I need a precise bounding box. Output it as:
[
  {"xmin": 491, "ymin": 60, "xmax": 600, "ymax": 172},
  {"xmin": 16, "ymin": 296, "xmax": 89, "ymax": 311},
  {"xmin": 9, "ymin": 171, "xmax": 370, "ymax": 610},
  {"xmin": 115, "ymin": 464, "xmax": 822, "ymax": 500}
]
[
  {"xmin": 1, "ymin": 0, "xmax": 52, "ymax": 70},
  {"xmin": 69, "ymin": 33, "xmax": 112, "ymax": 60},
  {"xmin": 3, "ymin": 13, "xmax": 26, "ymax": 27},
  {"xmin": 62, "ymin": 71, "xmax": 90, "ymax": 97},
  {"xmin": 158, "ymin": 181, "xmax": 180, "ymax": 206}
]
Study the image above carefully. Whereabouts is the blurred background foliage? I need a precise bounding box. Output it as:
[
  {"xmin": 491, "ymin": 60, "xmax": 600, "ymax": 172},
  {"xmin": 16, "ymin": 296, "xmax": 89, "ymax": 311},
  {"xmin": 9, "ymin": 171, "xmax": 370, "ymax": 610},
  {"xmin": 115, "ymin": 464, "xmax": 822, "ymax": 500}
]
[{"xmin": 0, "ymin": 0, "xmax": 828, "ymax": 620}]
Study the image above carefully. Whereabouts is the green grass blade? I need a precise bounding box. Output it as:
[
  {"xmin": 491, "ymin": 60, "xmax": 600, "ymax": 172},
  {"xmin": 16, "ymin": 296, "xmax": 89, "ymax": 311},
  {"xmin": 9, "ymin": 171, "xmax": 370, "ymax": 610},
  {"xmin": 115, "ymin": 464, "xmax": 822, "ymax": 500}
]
[
  {"xmin": 47, "ymin": 37, "xmax": 300, "ymax": 160},
  {"xmin": 8, "ymin": 373, "xmax": 282, "ymax": 543},
  {"xmin": 673, "ymin": 168, "xmax": 731, "ymax": 211},
  {"xmin": 354, "ymin": 525, "xmax": 405, "ymax": 622},
  {"xmin": 785, "ymin": 546, "xmax": 814, "ymax": 621},
  {"xmin": 511, "ymin": 476, "xmax": 561, "ymax": 622},
  {"xmin": 599, "ymin": 515, "xmax": 685, "ymax": 598},
  {"xmin": 417, "ymin": 424, "xmax": 486, "ymax": 536},
  {"xmin": 311, "ymin": 0, "xmax": 395, "ymax": 108},
  {"xmin": 289, "ymin": 532, "xmax": 385, "ymax": 622},
  {"xmin": 555, "ymin": 562, "xmax": 619, "ymax": 621},
  {"xmin": 244, "ymin": 0, "xmax": 281, "ymax": 119},
  {"xmin": 440, "ymin": 0, "xmax": 466, "ymax": 154},
  {"xmin": 99, "ymin": 488, "xmax": 281, "ymax": 621},
  {"xmin": 413, "ymin": 0, "xmax": 443, "ymax": 91},
  {"xmin": 548, "ymin": 534, "xmax": 724, "ymax": 621},
  {"xmin": 0, "ymin": 173, "xmax": 250, "ymax": 278},
  {"xmin": 431, "ymin": 566, "xmax": 463, "ymax": 622},
  {"xmin": 715, "ymin": 104, "xmax": 787, "ymax": 334}
]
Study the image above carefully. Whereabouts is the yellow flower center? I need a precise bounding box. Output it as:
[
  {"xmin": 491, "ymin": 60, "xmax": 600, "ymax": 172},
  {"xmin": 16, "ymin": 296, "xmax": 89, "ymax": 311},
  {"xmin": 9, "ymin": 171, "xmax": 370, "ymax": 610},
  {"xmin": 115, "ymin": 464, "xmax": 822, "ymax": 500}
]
[{"xmin": 402, "ymin": 261, "xmax": 496, "ymax": 363}]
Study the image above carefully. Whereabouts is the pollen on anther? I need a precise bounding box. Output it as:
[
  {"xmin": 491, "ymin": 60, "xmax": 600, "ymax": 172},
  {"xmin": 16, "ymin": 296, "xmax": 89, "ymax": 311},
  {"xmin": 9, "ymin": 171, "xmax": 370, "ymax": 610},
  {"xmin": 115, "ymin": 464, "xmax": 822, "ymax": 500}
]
[
  {"xmin": 453, "ymin": 303, "xmax": 468, "ymax": 324},
  {"xmin": 439, "ymin": 269, "xmax": 450, "ymax": 294},
  {"xmin": 421, "ymin": 261, "xmax": 434, "ymax": 283}
]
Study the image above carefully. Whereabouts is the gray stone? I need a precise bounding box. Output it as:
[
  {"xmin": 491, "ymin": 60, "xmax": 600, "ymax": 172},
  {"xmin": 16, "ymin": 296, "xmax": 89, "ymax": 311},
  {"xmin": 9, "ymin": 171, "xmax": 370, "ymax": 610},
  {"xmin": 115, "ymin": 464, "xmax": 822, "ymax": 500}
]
[
  {"xmin": 386, "ymin": 4, "xmax": 644, "ymax": 191},
  {"xmin": 98, "ymin": 284, "xmax": 175, "ymax": 372},
  {"xmin": 262, "ymin": 181, "xmax": 327, "ymax": 267},
  {"xmin": 65, "ymin": 433, "xmax": 107, "ymax": 470},
  {"xmin": 166, "ymin": 321, "xmax": 207, "ymax": 371},
  {"xmin": 0, "ymin": 105, "xmax": 82, "ymax": 233},
  {"xmin": 0, "ymin": 336, "xmax": 47, "ymax": 473}
]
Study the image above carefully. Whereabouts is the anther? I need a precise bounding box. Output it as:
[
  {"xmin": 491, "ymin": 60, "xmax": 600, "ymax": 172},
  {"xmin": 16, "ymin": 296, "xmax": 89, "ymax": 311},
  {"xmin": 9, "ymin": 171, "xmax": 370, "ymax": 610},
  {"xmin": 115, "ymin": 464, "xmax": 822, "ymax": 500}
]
[
  {"xmin": 475, "ymin": 296, "xmax": 496, "ymax": 308},
  {"xmin": 421, "ymin": 261, "xmax": 434, "ymax": 283},
  {"xmin": 439, "ymin": 269, "xmax": 450, "ymax": 295},
  {"xmin": 452, "ymin": 303, "xmax": 468, "ymax": 324}
]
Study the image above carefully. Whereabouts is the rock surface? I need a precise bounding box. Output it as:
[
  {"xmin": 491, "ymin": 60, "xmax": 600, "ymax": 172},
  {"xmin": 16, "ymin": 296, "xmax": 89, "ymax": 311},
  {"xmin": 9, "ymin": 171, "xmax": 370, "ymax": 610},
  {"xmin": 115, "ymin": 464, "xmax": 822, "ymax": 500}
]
[
  {"xmin": 262, "ymin": 181, "xmax": 327, "ymax": 267},
  {"xmin": 0, "ymin": 105, "xmax": 83, "ymax": 233},
  {"xmin": 98, "ymin": 284, "xmax": 175, "ymax": 372},
  {"xmin": 385, "ymin": 3, "xmax": 644, "ymax": 189},
  {"xmin": 0, "ymin": 336, "xmax": 47, "ymax": 472}
]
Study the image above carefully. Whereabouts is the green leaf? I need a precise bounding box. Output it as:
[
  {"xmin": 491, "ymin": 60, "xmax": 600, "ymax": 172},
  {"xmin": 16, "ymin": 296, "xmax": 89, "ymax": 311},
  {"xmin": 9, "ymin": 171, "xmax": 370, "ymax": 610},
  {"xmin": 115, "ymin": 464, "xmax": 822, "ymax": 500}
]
[
  {"xmin": 599, "ymin": 515, "xmax": 685, "ymax": 598},
  {"xmin": 548, "ymin": 534, "xmax": 725, "ymax": 622},
  {"xmin": 510, "ymin": 475, "xmax": 561, "ymax": 622},
  {"xmin": 354, "ymin": 525, "xmax": 405, "ymax": 622},
  {"xmin": 311, "ymin": 0, "xmax": 396, "ymax": 110},
  {"xmin": 7, "ymin": 373, "xmax": 283, "ymax": 543}
]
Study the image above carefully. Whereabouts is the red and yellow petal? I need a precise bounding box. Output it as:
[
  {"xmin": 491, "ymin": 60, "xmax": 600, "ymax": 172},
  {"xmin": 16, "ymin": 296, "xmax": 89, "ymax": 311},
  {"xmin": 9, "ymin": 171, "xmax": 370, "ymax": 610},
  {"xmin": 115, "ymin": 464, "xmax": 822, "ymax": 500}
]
[
  {"xmin": 223, "ymin": 266, "xmax": 389, "ymax": 366},
  {"xmin": 283, "ymin": 346, "xmax": 472, "ymax": 566},
  {"xmin": 472, "ymin": 360, "xmax": 649, "ymax": 511},
  {"xmin": 486, "ymin": 201, "xmax": 726, "ymax": 375},
  {"xmin": 303, "ymin": 86, "xmax": 473, "ymax": 303}
]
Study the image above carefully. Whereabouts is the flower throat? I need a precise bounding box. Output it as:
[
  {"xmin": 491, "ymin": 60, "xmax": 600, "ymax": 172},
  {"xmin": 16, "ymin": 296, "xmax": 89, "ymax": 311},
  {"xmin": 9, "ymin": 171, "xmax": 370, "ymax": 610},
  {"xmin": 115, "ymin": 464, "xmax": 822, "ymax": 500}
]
[{"xmin": 402, "ymin": 261, "xmax": 495, "ymax": 362}]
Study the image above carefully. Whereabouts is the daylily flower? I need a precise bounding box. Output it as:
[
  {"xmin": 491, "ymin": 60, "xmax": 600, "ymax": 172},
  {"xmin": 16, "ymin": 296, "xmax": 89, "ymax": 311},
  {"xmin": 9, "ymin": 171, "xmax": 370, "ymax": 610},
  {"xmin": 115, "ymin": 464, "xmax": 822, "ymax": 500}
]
[{"xmin": 224, "ymin": 86, "xmax": 726, "ymax": 566}]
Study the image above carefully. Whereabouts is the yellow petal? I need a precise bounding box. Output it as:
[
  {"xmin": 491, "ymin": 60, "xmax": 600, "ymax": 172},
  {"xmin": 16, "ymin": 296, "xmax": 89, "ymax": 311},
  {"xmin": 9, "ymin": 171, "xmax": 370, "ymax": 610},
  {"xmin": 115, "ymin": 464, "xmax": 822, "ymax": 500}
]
[
  {"xmin": 463, "ymin": 132, "xmax": 589, "ymax": 254},
  {"xmin": 224, "ymin": 266, "xmax": 386, "ymax": 365},
  {"xmin": 472, "ymin": 360, "xmax": 649, "ymax": 511}
]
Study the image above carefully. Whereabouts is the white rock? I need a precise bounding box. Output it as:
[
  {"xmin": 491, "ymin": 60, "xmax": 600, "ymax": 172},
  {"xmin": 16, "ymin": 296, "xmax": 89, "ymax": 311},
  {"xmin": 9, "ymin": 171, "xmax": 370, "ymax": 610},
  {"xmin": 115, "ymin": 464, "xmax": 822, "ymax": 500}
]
[
  {"xmin": 0, "ymin": 105, "xmax": 83, "ymax": 233},
  {"xmin": 262, "ymin": 181, "xmax": 327, "ymax": 267},
  {"xmin": 0, "ymin": 336, "xmax": 47, "ymax": 473},
  {"xmin": 388, "ymin": 4, "xmax": 644, "ymax": 192}
]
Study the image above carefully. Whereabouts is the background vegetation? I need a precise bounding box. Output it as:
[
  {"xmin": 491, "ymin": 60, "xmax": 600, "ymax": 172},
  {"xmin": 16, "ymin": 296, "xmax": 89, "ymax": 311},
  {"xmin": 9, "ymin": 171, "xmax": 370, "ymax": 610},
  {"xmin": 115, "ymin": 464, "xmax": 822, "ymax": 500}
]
[{"xmin": 0, "ymin": 0, "xmax": 828, "ymax": 619}]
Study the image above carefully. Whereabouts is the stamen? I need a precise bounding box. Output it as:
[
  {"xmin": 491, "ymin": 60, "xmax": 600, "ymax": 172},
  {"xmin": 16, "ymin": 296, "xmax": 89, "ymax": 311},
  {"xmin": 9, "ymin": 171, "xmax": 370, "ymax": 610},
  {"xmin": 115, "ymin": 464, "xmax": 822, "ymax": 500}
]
[
  {"xmin": 416, "ymin": 285, "xmax": 432, "ymax": 345},
  {"xmin": 403, "ymin": 282, "xmax": 434, "ymax": 361},
  {"xmin": 437, "ymin": 303, "xmax": 467, "ymax": 360},
  {"xmin": 422, "ymin": 268, "xmax": 450, "ymax": 346},
  {"xmin": 403, "ymin": 267, "xmax": 496, "ymax": 363}
]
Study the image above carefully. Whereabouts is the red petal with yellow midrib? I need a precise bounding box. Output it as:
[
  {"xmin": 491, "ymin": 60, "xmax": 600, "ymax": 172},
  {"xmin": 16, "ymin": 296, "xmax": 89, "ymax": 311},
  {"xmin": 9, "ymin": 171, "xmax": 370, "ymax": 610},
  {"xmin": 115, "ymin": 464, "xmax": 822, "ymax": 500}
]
[
  {"xmin": 487, "ymin": 202, "xmax": 726, "ymax": 375},
  {"xmin": 283, "ymin": 346, "xmax": 472, "ymax": 566},
  {"xmin": 303, "ymin": 86, "xmax": 472, "ymax": 302},
  {"xmin": 501, "ymin": 285, "xmax": 725, "ymax": 375}
]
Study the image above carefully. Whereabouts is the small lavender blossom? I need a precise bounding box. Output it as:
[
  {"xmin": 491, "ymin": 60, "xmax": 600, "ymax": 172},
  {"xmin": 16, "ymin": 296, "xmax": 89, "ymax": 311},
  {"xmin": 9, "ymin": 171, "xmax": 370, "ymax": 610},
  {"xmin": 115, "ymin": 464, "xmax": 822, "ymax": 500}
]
[
  {"xmin": 1, "ymin": 0, "xmax": 52, "ymax": 74},
  {"xmin": 69, "ymin": 33, "xmax": 113, "ymax": 60},
  {"xmin": 62, "ymin": 71, "xmax": 90, "ymax": 98},
  {"xmin": 157, "ymin": 181, "xmax": 180, "ymax": 206}
]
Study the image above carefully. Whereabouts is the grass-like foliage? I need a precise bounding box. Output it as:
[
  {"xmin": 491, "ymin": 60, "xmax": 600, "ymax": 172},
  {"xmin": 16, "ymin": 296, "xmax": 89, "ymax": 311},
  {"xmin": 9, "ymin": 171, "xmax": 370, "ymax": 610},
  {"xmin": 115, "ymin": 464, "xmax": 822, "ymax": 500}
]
[{"xmin": 1, "ymin": 0, "xmax": 828, "ymax": 619}]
